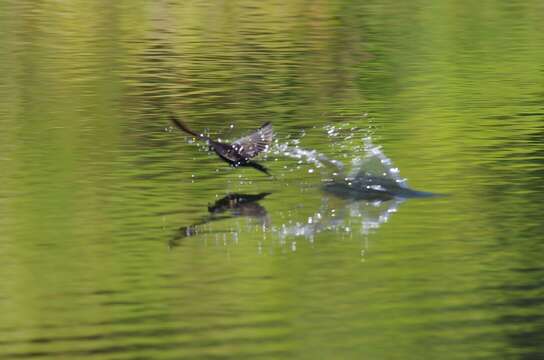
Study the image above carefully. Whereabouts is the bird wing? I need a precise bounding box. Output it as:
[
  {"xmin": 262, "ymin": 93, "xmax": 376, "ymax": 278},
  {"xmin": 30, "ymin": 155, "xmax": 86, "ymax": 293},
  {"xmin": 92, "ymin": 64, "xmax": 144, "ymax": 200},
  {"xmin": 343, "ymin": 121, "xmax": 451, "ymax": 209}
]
[{"xmin": 232, "ymin": 122, "xmax": 273, "ymax": 159}]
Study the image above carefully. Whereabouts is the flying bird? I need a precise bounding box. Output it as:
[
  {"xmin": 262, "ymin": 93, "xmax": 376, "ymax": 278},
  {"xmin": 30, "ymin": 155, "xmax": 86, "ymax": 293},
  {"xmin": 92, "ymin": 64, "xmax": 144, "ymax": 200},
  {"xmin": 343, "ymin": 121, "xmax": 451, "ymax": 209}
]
[{"xmin": 169, "ymin": 114, "xmax": 273, "ymax": 175}]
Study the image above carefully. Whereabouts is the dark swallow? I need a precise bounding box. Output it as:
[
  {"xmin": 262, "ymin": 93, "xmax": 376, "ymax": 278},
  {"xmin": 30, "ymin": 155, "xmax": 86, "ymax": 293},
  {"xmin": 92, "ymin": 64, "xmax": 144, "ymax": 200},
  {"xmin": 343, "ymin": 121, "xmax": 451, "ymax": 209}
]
[{"xmin": 169, "ymin": 114, "xmax": 273, "ymax": 175}]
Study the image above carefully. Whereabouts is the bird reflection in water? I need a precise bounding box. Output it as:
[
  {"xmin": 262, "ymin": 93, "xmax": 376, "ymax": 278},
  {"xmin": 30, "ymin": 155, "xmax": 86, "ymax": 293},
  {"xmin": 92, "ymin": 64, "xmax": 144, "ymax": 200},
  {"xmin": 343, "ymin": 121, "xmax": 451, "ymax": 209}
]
[{"xmin": 169, "ymin": 192, "xmax": 271, "ymax": 248}]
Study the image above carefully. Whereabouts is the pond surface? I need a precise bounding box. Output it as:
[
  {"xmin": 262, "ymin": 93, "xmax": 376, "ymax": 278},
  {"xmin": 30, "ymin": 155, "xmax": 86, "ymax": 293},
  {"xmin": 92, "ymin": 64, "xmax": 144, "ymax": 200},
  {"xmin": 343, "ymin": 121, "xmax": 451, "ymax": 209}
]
[{"xmin": 1, "ymin": 1, "xmax": 544, "ymax": 359}]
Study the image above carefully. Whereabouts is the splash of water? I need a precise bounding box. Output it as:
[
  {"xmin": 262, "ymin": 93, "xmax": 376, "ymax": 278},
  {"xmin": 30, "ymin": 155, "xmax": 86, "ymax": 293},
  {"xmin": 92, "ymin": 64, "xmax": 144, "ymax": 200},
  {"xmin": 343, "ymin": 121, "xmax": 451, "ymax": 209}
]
[
  {"xmin": 271, "ymin": 141, "xmax": 345, "ymax": 172},
  {"xmin": 348, "ymin": 136, "xmax": 408, "ymax": 188},
  {"xmin": 270, "ymin": 131, "xmax": 407, "ymax": 189}
]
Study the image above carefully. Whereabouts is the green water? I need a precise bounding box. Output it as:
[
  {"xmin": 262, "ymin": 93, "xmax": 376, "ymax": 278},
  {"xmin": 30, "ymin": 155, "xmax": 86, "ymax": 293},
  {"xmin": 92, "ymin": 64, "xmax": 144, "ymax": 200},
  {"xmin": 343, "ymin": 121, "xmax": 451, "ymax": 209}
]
[{"xmin": 1, "ymin": 1, "xmax": 544, "ymax": 359}]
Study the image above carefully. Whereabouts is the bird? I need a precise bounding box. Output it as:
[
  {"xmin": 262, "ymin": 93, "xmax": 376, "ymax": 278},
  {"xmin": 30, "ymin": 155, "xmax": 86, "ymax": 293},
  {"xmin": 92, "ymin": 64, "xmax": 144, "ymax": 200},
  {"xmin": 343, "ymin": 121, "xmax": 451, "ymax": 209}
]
[{"xmin": 169, "ymin": 114, "xmax": 273, "ymax": 175}]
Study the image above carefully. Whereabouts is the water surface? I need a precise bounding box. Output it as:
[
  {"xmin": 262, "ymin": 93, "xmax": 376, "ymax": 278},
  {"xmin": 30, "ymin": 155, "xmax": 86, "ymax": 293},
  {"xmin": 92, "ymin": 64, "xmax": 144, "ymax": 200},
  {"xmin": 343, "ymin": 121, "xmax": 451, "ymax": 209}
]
[{"xmin": 1, "ymin": 1, "xmax": 544, "ymax": 359}]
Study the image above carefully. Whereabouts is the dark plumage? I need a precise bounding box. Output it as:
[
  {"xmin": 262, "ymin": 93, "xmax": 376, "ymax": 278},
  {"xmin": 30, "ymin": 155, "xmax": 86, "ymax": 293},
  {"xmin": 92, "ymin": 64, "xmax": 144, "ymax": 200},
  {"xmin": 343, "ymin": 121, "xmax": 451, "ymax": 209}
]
[{"xmin": 169, "ymin": 114, "xmax": 273, "ymax": 175}]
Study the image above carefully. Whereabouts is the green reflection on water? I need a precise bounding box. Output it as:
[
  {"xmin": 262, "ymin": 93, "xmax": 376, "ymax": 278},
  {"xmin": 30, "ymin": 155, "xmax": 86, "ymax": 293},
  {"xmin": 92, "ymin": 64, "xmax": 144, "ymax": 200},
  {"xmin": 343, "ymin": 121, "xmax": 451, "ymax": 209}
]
[{"xmin": 1, "ymin": 0, "xmax": 544, "ymax": 359}]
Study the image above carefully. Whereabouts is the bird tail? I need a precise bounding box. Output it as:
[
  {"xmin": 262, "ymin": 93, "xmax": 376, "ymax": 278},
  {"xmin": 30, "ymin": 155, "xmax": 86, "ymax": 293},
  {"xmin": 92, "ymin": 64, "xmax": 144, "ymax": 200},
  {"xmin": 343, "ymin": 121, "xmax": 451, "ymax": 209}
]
[{"xmin": 169, "ymin": 114, "xmax": 205, "ymax": 139}]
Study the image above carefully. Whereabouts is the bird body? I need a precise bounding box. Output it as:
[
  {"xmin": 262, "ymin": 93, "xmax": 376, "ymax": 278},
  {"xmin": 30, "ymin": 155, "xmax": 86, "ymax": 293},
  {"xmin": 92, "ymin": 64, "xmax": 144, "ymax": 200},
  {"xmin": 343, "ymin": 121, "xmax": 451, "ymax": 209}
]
[{"xmin": 169, "ymin": 114, "xmax": 273, "ymax": 175}]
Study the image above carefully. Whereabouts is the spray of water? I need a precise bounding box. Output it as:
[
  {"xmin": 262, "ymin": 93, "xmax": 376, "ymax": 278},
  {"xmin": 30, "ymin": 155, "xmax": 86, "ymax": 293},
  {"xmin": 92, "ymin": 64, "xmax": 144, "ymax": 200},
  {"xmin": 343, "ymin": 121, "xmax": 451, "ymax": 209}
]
[
  {"xmin": 271, "ymin": 142, "xmax": 345, "ymax": 173},
  {"xmin": 269, "ymin": 126, "xmax": 407, "ymax": 189},
  {"xmin": 348, "ymin": 136, "xmax": 408, "ymax": 188}
]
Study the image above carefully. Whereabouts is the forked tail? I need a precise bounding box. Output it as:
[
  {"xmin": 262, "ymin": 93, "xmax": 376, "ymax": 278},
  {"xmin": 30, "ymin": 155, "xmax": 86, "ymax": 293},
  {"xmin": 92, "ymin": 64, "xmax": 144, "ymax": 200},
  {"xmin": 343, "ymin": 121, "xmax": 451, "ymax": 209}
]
[{"xmin": 169, "ymin": 114, "xmax": 206, "ymax": 140}]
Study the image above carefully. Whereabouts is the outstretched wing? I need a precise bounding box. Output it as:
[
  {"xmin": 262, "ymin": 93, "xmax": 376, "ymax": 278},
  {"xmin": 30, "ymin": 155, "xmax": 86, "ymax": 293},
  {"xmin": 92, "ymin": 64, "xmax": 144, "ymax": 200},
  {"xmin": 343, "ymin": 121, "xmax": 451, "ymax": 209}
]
[{"xmin": 232, "ymin": 122, "xmax": 273, "ymax": 159}]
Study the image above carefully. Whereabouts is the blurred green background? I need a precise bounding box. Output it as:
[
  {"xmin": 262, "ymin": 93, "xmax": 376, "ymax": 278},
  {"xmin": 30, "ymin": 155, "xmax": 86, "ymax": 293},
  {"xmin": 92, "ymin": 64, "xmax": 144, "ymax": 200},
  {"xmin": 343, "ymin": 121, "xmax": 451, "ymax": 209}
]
[{"xmin": 1, "ymin": 0, "xmax": 544, "ymax": 359}]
